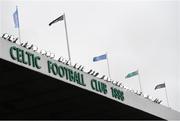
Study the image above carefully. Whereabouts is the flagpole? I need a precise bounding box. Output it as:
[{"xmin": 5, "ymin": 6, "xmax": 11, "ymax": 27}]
[
  {"xmin": 16, "ymin": 6, "xmax": 21, "ymax": 44},
  {"xmin": 164, "ymin": 82, "xmax": 170, "ymax": 107},
  {"xmin": 137, "ymin": 69, "xmax": 143, "ymax": 92},
  {"xmin": 63, "ymin": 13, "xmax": 71, "ymax": 64},
  {"xmin": 106, "ymin": 52, "xmax": 111, "ymax": 79},
  {"xmin": 18, "ymin": 24, "xmax": 21, "ymax": 44}
]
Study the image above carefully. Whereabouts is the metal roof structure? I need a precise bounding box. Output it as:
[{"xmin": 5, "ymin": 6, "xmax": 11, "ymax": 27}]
[{"xmin": 0, "ymin": 37, "xmax": 180, "ymax": 120}]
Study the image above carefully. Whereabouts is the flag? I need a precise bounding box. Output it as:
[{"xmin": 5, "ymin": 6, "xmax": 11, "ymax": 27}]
[
  {"xmin": 13, "ymin": 7, "xmax": 19, "ymax": 28},
  {"xmin": 155, "ymin": 83, "xmax": 165, "ymax": 90},
  {"xmin": 49, "ymin": 15, "xmax": 64, "ymax": 26},
  {"xmin": 125, "ymin": 70, "xmax": 138, "ymax": 79},
  {"xmin": 93, "ymin": 54, "xmax": 107, "ymax": 62}
]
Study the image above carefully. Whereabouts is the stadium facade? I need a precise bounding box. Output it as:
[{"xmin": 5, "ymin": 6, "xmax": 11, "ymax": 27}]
[{"xmin": 0, "ymin": 36, "xmax": 180, "ymax": 120}]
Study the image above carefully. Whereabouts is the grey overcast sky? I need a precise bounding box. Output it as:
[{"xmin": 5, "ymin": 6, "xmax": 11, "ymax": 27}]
[{"xmin": 1, "ymin": 0, "xmax": 180, "ymax": 112}]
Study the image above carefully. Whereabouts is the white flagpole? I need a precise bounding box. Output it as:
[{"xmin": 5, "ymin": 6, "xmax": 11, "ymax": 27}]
[
  {"xmin": 16, "ymin": 6, "xmax": 22, "ymax": 44},
  {"xmin": 164, "ymin": 82, "xmax": 170, "ymax": 107},
  {"xmin": 137, "ymin": 69, "xmax": 143, "ymax": 92},
  {"xmin": 18, "ymin": 24, "xmax": 22, "ymax": 44},
  {"xmin": 106, "ymin": 52, "xmax": 111, "ymax": 79},
  {"xmin": 63, "ymin": 13, "xmax": 71, "ymax": 64}
]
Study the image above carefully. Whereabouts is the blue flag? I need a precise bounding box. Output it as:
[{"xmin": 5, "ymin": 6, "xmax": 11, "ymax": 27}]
[
  {"xmin": 93, "ymin": 54, "xmax": 107, "ymax": 62},
  {"xmin": 13, "ymin": 7, "xmax": 19, "ymax": 28}
]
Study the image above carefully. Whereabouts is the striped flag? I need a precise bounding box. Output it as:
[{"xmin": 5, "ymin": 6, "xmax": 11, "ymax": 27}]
[
  {"xmin": 125, "ymin": 70, "xmax": 138, "ymax": 79},
  {"xmin": 49, "ymin": 15, "xmax": 64, "ymax": 26},
  {"xmin": 93, "ymin": 54, "xmax": 107, "ymax": 62},
  {"xmin": 155, "ymin": 83, "xmax": 165, "ymax": 90},
  {"xmin": 13, "ymin": 7, "xmax": 19, "ymax": 28}
]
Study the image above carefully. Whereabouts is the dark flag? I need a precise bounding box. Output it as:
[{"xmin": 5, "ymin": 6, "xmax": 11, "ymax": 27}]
[
  {"xmin": 155, "ymin": 83, "xmax": 165, "ymax": 90},
  {"xmin": 49, "ymin": 15, "xmax": 64, "ymax": 26}
]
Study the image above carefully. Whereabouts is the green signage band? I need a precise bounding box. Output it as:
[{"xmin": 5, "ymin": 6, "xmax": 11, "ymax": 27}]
[
  {"xmin": 10, "ymin": 46, "xmax": 41, "ymax": 69},
  {"xmin": 47, "ymin": 60, "xmax": 86, "ymax": 87},
  {"xmin": 111, "ymin": 87, "xmax": 124, "ymax": 101},
  {"xmin": 91, "ymin": 79, "xmax": 107, "ymax": 94},
  {"xmin": 8, "ymin": 45, "xmax": 124, "ymax": 103}
]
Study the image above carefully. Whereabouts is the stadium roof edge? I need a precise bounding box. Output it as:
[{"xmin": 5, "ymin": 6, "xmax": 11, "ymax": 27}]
[{"xmin": 0, "ymin": 37, "xmax": 180, "ymax": 120}]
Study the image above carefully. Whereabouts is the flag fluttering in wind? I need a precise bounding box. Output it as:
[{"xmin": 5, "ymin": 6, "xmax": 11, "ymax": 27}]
[
  {"xmin": 13, "ymin": 7, "xmax": 19, "ymax": 28},
  {"xmin": 13, "ymin": 6, "xmax": 21, "ymax": 43},
  {"xmin": 93, "ymin": 53, "xmax": 111, "ymax": 78},
  {"xmin": 49, "ymin": 13, "xmax": 72, "ymax": 63},
  {"xmin": 49, "ymin": 15, "xmax": 64, "ymax": 26},
  {"xmin": 125, "ymin": 70, "xmax": 139, "ymax": 79},
  {"xmin": 155, "ymin": 83, "xmax": 165, "ymax": 90},
  {"xmin": 93, "ymin": 54, "xmax": 107, "ymax": 62}
]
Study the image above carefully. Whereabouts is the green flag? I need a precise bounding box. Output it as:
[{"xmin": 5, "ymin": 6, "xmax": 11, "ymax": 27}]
[{"xmin": 125, "ymin": 70, "xmax": 138, "ymax": 79}]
